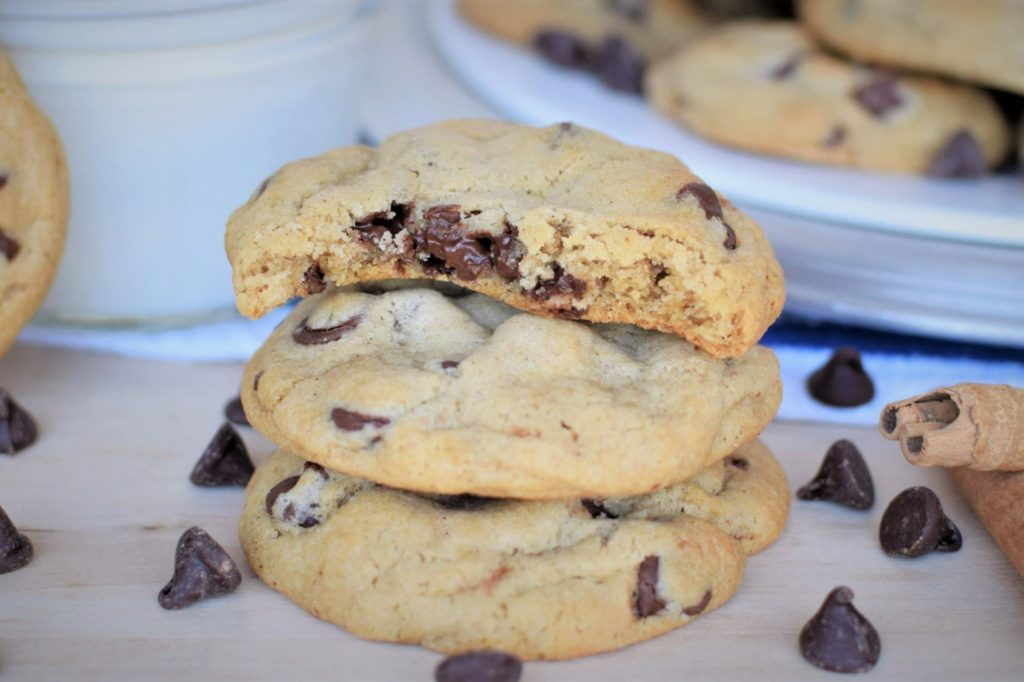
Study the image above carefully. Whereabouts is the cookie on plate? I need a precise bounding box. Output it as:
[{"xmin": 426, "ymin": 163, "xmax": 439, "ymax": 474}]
[
  {"xmin": 241, "ymin": 287, "xmax": 781, "ymax": 499},
  {"xmin": 0, "ymin": 50, "xmax": 69, "ymax": 356},
  {"xmin": 226, "ymin": 119, "xmax": 785, "ymax": 358},
  {"xmin": 239, "ymin": 440, "xmax": 788, "ymax": 660},
  {"xmin": 646, "ymin": 21, "xmax": 1010, "ymax": 175},
  {"xmin": 799, "ymin": 0, "xmax": 1024, "ymax": 95}
]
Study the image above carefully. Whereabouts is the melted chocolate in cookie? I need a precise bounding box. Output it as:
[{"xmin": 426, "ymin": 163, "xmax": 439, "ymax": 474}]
[
  {"xmin": 853, "ymin": 75, "xmax": 903, "ymax": 117},
  {"xmin": 331, "ymin": 408, "xmax": 390, "ymax": 431},
  {"xmin": 927, "ymin": 130, "xmax": 988, "ymax": 178},
  {"xmin": 293, "ymin": 315, "xmax": 362, "ymax": 345},
  {"xmin": 677, "ymin": 183, "xmax": 738, "ymax": 249},
  {"xmin": 634, "ymin": 555, "xmax": 666, "ymax": 618},
  {"xmin": 0, "ymin": 229, "xmax": 19, "ymax": 262}
]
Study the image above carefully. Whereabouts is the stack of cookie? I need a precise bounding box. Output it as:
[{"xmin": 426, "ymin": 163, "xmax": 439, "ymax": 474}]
[{"xmin": 228, "ymin": 120, "xmax": 790, "ymax": 659}]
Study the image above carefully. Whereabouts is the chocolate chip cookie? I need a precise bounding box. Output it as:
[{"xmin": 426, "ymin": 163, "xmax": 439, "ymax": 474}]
[
  {"xmin": 241, "ymin": 287, "xmax": 781, "ymax": 500},
  {"xmin": 226, "ymin": 119, "xmax": 784, "ymax": 358},
  {"xmin": 646, "ymin": 21, "xmax": 1011, "ymax": 175},
  {"xmin": 799, "ymin": 0, "xmax": 1024, "ymax": 95},
  {"xmin": 239, "ymin": 439, "xmax": 788, "ymax": 660},
  {"xmin": 0, "ymin": 50, "xmax": 69, "ymax": 356}
]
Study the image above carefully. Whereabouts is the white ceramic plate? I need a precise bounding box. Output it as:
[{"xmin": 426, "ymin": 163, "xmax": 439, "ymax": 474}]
[{"xmin": 427, "ymin": 0, "xmax": 1024, "ymax": 249}]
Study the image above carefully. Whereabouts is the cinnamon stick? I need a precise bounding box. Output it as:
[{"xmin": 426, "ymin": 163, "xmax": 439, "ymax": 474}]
[
  {"xmin": 950, "ymin": 467, "xmax": 1024, "ymax": 580},
  {"xmin": 880, "ymin": 383, "xmax": 1024, "ymax": 471}
]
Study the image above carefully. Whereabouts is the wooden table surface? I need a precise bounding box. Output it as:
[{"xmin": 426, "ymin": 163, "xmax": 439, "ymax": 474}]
[{"xmin": 1, "ymin": 344, "xmax": 1022, "ymax": 681}]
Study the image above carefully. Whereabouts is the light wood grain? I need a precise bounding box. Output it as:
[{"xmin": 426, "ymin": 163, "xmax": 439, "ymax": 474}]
[{"xmin": 1, "ymin": 344, "xmax": 1022, "ymax": 681}]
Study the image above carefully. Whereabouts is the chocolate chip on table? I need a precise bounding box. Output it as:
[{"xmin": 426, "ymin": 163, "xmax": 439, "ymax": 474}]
[
  {"xmin": 582, "ymin": 498, "xmax": 620, "ymax": 519},
  {"xmin": 853, "ymin": 75, "xmax": 903, "ymax": 117},
  {"xmin": 592, "ymin": 35, "xmax": 645, "ymax": 94},
  {"xmin": 190, "ymin": 423, "xmax": 254, "ymax": 487},
  {"xmin": 0, "ymin": 504, "xmax": 33, "ymax": 575},
  {"xmin": 807, "ymin": 347, "xmax": 875, "ymax": 407},
  {"xmin": 0, "ymin": 388, "xmax": 38, "ymax": 455},
  {"xmin": 634, "ymin": 555, "xmax": 666, "ymax": 618},
  {"xmin": 797, "ymin": 439, "xmax": 875, "ymax": 510},
  {"xmin": 158, "ymin": 527, "xmax": 241, "ymax": 610},
  {"xmin": 927, "ymin": 130, "xmax": 988, "ymax": 178},
  {"xmin": 800, "ymin": 586, "xmax": 881, "ymax": 674},
  {"xmin": 435, "ymin": 651, "xmax": 523, "ymax": 682},
  {"xmin": 676, "ymin": 182, "xmax": 738, "ymax": 249},
  {"xmin": 0, "ymin": 229, "xmax": 19, "ymax": 262},
  {"xmin": 293, "ymin": 314, "xmax": 362, "ymax": 345},
  {"xmin": 533, "ymin": 29, "xmax": 592, "ymax": 70},
  {"xmin": 223, "ymin": 395, "xmax": 249, "ymax": 427},
  {"xmin": 879, "ymin": 486, "xmax": 962, "ymax": 558},
  {"xmin": 331, "ymin": 408, "xmax": 390, "ymax": 431}
]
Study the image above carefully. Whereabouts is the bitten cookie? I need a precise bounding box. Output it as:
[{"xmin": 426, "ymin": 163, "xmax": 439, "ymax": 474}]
[
  {"xmin": 799, "ymin": 0, "xmax": 1024, "ymax": 95},
  {"xmin": 646, "ymin": 21, "xmax": 1010, "ymax": 175},
  {"xmin": 0, "ymin": 50, "xmax": 69, "ymax": 356},
  {"xmin": 239, "ymin": 440, "xmax": 789, "ymax": 660},
  {"xmin": 226, "ymin": 119, "xmax": 784, "ymax": 358},
  {"xmin": 241, "ymin": 287, "xmax": 782, "ymax": 499}
]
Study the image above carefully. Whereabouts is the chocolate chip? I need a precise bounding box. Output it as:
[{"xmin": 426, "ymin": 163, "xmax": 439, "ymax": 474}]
[
  {"xmin": 0, "ymin": 504, "xmax": 33, "ymax": 575},
  {"xmin": 853, "ymin": 75, "xmax": 903, "ymax": 117},
  {"xmin": 592, "ymin": 35, "xmax": 645, "ymax": 94},
  {"xmin": 441, "ymin": 360, "xmax": 460, "ymax": 370},
  {"xmin": 415, "ymin": 205, "xmax": 491, "ymax": 281},
  {"xmin": 331, "ymin": 408, "xmax": 390, "ymax": 431},
  {"xmin": 534, "ymin": 30, "xmax": 592, "ymax": 69},
  {"xmin": 769, "ymin": 53, "xmax": 804, "ymax": 80},
  {"xmin": 823, "ymin": 125, "xmax": 846, "ymax": 148},
  {"xmin": 293, "ymin": 315, "xmax": 362, "ymax": 345},
  {"xmin": 797, "ymin": 439, "xmax": 875, "ymax": 510},
  {"xmin": 807, "ymin": 347, "xmax": 875, "ymax": 407},
  {"xmin": 683, "ymin": 589, "xmax": 712, "ymax": 616},
  {"xmin": 352, "ymin": 201, "xmax": 414, "ymax": 245},
  {"xmin": 879, "ymin": 486, "xmax": 962, "ymax": 558},
  {"xmin": 265, "ymin": 475, "xmax": 301, "ymax": 514},
  {"xmin": 490, "ymin": 223, "xmax": 523, "ymax": 280},
  {"xmin": 189, "ymin": 423, "xmax": 254, "ymax": 487},
  {"xmin": 634, "ymin": 555, "xmax": 666, "ymax": 618},
  {"xmin": 0, "ymin": 229, "xmax": 20, "ymax": 262},
  {"xmin": 252, "ymin": 371, "xmax": 264, "ymax": 392},
  {"xmin": 607, "ymin": 0, "xmax": 648, "ymax": 21},
  {"xmin": 223, "ymin": 396, "xmax": 249, "ymax": 427},
  {"xmin": 428, "ymin": 494, "xmax": 499, "ymax": 511},
  {"xmin": 676, "ymin": 183, "xmax": 737, "ymax": 249},
  {"xmin": 158, "ymin": 527, "xmax": 241, "ymax": 610},
  {"xmin": 582, "ymin": 499, "xmax": 619, "ymax": 519},
  {"xmin": 435, "ymin": 651, "xmax": 523, "ymax": 682},
  {"xmin": 927, "ymin": 130, "xmax": 988, "ymax": 178},
  {"xmin": 530, "ymin": 264, "xmax": 586, "ymax": 301},
  {"xmin": 0, "ymin": 388, "xmax": 38, "ymax": 455},
  {"xmin": 303, "ymin": 461, "xmax": 329, "ymax": 480},
  {"xmin": 302, "ymin": 263, "xmax": 327, "ymax": 295},
  {"xmin": 800, "ymin": 587, "xmax": 880, "ymax": 673},
  {"xmin": 0, "ymin": 173, "xmax": 7, "ymax": 190},
  {"xmin": 726, "ymin": 456, "xmax": 749, "ymax": 470}
]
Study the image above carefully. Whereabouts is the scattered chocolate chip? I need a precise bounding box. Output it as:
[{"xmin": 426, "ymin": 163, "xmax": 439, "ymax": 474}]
[
  {"xmin": 293, "ymin": 315, "xmax": 362, "ymax": 345},
  {"xmin": 223, "ymin": 396, "xmax": 249, "ymax": 427},
  {"xmin": 726, "ymin": 456, "xmax": 749, "ymax": 471},
  {"xmin": 302, "ymin": 263, "xmax": 327, "ymax": 295},
  {"xmin": 634, "ymin": 555, "xmax": 666, "ymax": 618},
  {"xmin": 927, "ymin": 130, "xmax": 988, "ymax": 178},
  {"xmin": 331, "ymin": 408, "xmax": 390, "ymax": 432},
  {"xmin": 0, "ymin": 388, "xmax": 38, "ymax": 455},
  {"xmin": 428, "ymin": 494, "xmax": 499, "ymax": 511},
  {"xmin": 823, "ymin": 125, "xmax": 846, "ymax": 148},
  {"xmin": 189, "ymin": 423, "xmax": 254, "ymax": 487},
  {"xmin": 0, "ymin": 504, "xmax": 33, "ymax": 575},
  {"xmin": 0, "ymin": 229, "xmax": 20, "ymax": 262},
  {"xmin": 441, "ymin": 360, "xmax": 460, "ymax": 370},
  {"xmin": 435, "ymin": 651, "xmax": 523, "ymax": 682},
  {"xmin": 807, "ymin": 347, "xmax": 875, "ymax": 407},
  {"xmin": 769, "ymin": 53, "xmax": 804, "ymax": 80},
  {"xmin": 530, "ymin": 264, "xmax": 587, "ymax": 301},
  {"xmin": 797, "ymin": 439, "xmax": 875, "ymax": 510},
  {"xmin": 683, "ymin": 589, "xmax": 712, "ymax": 616},
  {"xmin": 158, "ymin": 527, "xmax": 241, "ymax": 610},
  {"xmin": 265, "ymin": 475, "xmax": 300, "ymax": 514},
  {"xmin": 534, "ymin": 30, "xmax": 592, "ymax": 69},
  {"xmin": 582, "ymin": 499, "xmax": 619, "ymax": 519},
  {"xmin": 853, "ymin": 75, "xmax": 903, "ymax": 117},
  {"xmin": 800, "ymin": 586, "xmax": 880, "ymax": 673},
  {"xmin": 676, "ymin": 183, "xmax": 737, "ymax": 249},
  {"xmin": 607, "ymin": 0, "xmax": 648, "ymax": 22},
  {"xmin": 592, "ymin": 35, "xmax": 645, "ymax": 94},
  {"xmin": 879, "ymin": 486, "xmax": 962, "ymax": 558}
]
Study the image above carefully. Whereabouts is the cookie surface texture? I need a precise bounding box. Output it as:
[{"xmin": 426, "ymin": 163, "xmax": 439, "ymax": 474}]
[
  {"xmin": 226, "ymin": 119, "xmax": 784, "ymax": 358},
  {"xmin": 239, "ymin": 440, "xmax": 788, "ymax": 659},
  {"xmin": 646, "ymin": 21, "xmax": 1010, "ymax": 174},
  {"xmin": 241, "ymin": 287, "xmax": 781, "ymax": 499},
  {"xmin": 0, "ymin": 50, "xmax": 69, "ymax": 356}
]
